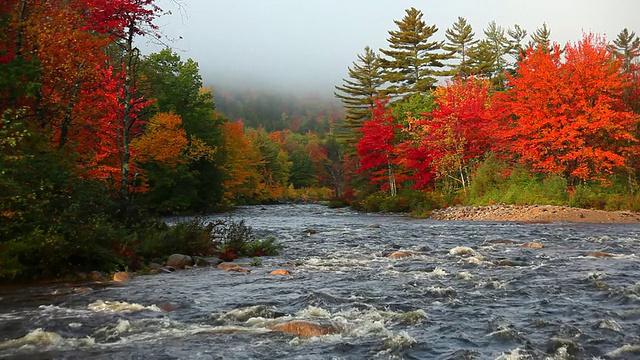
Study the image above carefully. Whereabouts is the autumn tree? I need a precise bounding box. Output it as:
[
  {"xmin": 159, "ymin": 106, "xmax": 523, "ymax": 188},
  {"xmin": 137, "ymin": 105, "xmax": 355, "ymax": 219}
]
[
  {"xmin": 503, "ymin": 34, "xmax": 639, "ymax": 184},
  {"xmin": 424, "ymin": 77, "xmax": 495, "ymax": 191},
  {"xmin": 334, "ymin": 46, "xmax": 384, "ymax": 151},
  {"xmin": 357, "ymin": 98, "xmax": 403, "ymax": 196},
  {"xmin": 379, "ymin": 7, "xmax": 450, "ymax": 101},
  {"xmin": 130, "ymin": 111, "xmax": 187, "ymax": 167},
  {"xmin": 218, "ymin": 121, "xmax": 263, "ymax": 206},
  {"xmin": 85, "ymin": 0, "xmax": 165, "ymax": 197}
]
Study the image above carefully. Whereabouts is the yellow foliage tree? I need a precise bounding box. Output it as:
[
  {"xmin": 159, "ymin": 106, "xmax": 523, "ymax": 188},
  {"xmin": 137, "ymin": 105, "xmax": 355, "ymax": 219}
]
[{"xmin": 131, "ymin": 111, "xmax": 188, "ymax": 167}]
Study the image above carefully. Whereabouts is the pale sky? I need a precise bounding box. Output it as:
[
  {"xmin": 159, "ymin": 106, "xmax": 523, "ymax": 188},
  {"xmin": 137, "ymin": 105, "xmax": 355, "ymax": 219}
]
[{"xmin": 141, "ymin": 0, "xmax": 639, "ymax": 97}]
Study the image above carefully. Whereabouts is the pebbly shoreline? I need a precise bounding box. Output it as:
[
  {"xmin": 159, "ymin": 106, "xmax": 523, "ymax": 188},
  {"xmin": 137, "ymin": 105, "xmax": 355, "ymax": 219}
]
[{"xmin": 429, "ymin": 204, "xmax": 640, "ymax": 223}]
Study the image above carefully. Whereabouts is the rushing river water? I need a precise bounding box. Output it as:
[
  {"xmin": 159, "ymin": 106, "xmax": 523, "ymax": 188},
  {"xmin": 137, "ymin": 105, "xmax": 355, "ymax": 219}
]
[{"xmin": 1, "ymin": 204, "xmax": 640, "ymax": 359}]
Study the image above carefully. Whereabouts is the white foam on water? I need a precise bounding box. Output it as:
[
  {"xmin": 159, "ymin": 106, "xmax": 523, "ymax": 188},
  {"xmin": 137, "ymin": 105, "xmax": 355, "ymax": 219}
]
[
  {"xmin": 376, "ymin": 330, "xmax": 417, "ymax": 357},
  {"xmin": 217, "ymin": 305, "xmax": 278, "ymax": 322},
  {"xmin": 296, "ymin": 305, "xmax": 331, "ymax": 318},
  {"xmin": 430, "ymin": 266, "xmax": 448, "ymax": 278},
  {"xmin": 598, "ymin": 319, "xmax": 622, "ymax": 332},
  {"xmin": 494, "ymin": 347, "xmax": 530, "ymax": 360},
  {"xmin": 94, "ymin": 318, "xmax": 270, "ymax": 347},
  {"xmin": 587, "ymin": 272, "xmax": 609, "ymax": 280},
  {"xmin": 476, "ymin": 279, "xmax": 510, "ymax": 289},
  {"xmin": 456, "ymin": 271, "xmax": 475, "ymax": 280},
  {"xmin": 544, "ymin": 346, "xmax": 571, "ymax": 360},
  {"xmin": 605, "ymin": 344, "xmax": 640, "ymax": 358},
  {"xmin": 449, "ymin": 246, "xmax": 478, "ymax": 257},
  {"xmin": 88, "ymin": 300, "xmax": 161, "ymax": 313},
  {"xmin": 425, "ymin": 286, "xmax": 457, "ymax": 298},
  {"xmin": 0, "ymin": 328, "xmax": 95, "ymax": 350}
]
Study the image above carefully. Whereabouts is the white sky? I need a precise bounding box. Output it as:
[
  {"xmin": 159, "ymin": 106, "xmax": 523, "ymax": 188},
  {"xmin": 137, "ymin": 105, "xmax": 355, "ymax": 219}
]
[{"xmin": 140, "ymin": 0, "xmax": 640, "ymax": 96}]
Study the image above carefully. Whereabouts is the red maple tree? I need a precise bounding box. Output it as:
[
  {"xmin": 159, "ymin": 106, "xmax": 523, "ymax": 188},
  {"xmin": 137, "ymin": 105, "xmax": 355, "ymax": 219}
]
[{"xmin": 502, "ymin": 34, "xmax": 639, "ymax": 184}]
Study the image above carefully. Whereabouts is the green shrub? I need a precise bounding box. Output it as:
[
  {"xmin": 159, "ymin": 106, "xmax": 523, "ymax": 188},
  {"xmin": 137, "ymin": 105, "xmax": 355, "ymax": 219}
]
[
  {"xmin": 380, "ymin": 195, "xmax": 410, "ymax": 212},
  {"xmin": 360, "ymin": 192, "xmax": 386, "ymax": 212},
  {"xmin": 137, "ymin": 219, "xmax": 216, "ymax": 260},
  {"xmin": 211, "ymin": 218, "xmax": 282, "ymax": 260},
  {"xmin": 468, "ymin": 157, "xmax": 568, "ymax": 206}
]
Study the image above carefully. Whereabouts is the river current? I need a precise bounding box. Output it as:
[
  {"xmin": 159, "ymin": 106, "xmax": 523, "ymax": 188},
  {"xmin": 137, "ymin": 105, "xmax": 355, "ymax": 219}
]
[{"xmin": 1, "ymin": 204, "xmax": 639, "ymax": 359}]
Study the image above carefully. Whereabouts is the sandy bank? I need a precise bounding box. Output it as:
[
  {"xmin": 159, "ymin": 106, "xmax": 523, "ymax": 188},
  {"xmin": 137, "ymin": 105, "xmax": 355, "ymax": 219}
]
[{"xmin": 429, "ymin": 204, "xmax": 640, "ymax": 223}]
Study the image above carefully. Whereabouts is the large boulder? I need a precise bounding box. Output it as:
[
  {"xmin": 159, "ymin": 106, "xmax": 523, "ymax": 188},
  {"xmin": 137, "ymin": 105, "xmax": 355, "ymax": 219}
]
[
  {"xmin": 193, "ymin": 256, "xmax": 211, "ymax": 267},
  {"xmin": 166, "ymin": 254, "xmax": 193, "ymax": 269},
  {"xmin": 113, "ymin": 271, "xmax": 133, "ymax": 282},
  {"xmin": 269, "ymin": 320, "xmax": 338, "ymax": 337}
]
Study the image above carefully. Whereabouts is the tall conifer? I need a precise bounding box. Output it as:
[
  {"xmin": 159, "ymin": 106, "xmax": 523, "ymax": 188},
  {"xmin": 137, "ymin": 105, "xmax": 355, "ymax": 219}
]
[
  {"xmin": 444, "ymin": 16, "xmax": 478, "ymax": 78},
  {"xmin": 379, "ymin": 7, "xmax": 450, "ymax": 100},
  {"xmin": 334, "ymin": 46, "xmax": 384, "ymax": 150}
]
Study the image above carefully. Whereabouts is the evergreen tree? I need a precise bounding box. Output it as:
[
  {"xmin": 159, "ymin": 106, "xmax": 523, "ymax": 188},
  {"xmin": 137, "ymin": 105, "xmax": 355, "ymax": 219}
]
[
  {"xmin": 530, "ymin": 23, "xmax": 552, "ymax": 51},
  {"xmin": 613, "ymin": 28, "xmax": 640, "ymax": 72},
  {"xmin": 379, "ymin": 7, "xmax": 450, "ymax": 100},
  {"xmin": 444, "ymin": 16, "xmax": 478, "ymax": 78},
  {"xmin": 613, "ymin": 28, "xmax": 640, "ymax": 115},
  {"xmin": 507, "ymin": 24, "xmax": 527, "ymax": 61},
  {"xmin": 334, "ymin": 46, "xmax": 384, "ymax": 150},
  {"xmin": 482, "ymin": 21, "xmax": 511, "ymax": 90},
  {"xmin": 468, "ymin": 40, "xmax": 497, "ymax": 80}
]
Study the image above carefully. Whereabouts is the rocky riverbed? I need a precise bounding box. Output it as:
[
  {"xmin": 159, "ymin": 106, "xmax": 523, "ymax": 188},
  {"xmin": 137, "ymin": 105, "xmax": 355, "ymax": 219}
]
[{"xmin": 429, "ymin": 204, "xmax": 640, "ymax": 223}]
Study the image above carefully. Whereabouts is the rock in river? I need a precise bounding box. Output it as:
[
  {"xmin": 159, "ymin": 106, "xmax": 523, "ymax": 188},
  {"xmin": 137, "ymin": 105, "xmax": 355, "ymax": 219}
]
[
  {"xmin": 269, "ymin": 320, "xmax": 338, "ymax": 337},
  {"xmin": 166, "ymin": 254, "xmax": 193, "ymax": 269}
]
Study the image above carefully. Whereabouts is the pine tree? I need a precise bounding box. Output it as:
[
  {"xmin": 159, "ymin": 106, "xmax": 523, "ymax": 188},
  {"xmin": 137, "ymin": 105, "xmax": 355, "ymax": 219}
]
[
  {"xmin": 613, "ymin": 28, "xmax": 640, "ymax": 72},
  {"xmin": 530, "ymin": 23, "xmax": 552, "ymax": 51},
  {"xmin": 482, "ymin": 21, "xmax": 511, "ymax": 90},
  {"xmin": 379, "ymin": 7, "xmax": 450, "ymax": 100},
  {"xmin": 334, "ymin": 46, "xmax": 384, "ymax": 150},
  {"xmin": 507, "ymin": 24, "xmax": 527, "ymax": 61},
  {"xmin": 444, "ymin": 16, "xmax": 478, "ymax": 78},
  {"xmin": 468, "ymin": 40, "xmax": 497, "ymax": 80}
]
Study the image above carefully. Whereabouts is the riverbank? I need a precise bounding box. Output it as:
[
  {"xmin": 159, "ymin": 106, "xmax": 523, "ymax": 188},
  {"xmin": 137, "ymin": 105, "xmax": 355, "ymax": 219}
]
[{"xmin": 429, "ymin": 204, "xmax": 640, "ymax": 223}]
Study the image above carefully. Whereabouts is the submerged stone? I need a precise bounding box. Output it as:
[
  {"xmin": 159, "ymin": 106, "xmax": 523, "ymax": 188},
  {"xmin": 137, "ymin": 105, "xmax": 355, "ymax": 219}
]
[
  {"xmin": 522, "ymin": 242, "xmax": 544, "ymax": 249},
  {"xmin": 269, "ymin": 269, "xmax": 290, "ymax": 275},
  {"xmin": 269, "ymin": 320, "xmax": 338, "ymax": 337},
  {"xmin": 388, "ymin": 251, "xmax": 411, "ymax": 258},
  {"xmin": 586, "ymin": 251, "xmax": 617, "ymax": 258}
]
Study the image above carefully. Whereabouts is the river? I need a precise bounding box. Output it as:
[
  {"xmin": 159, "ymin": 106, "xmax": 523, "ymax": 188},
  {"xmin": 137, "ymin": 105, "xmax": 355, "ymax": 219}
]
[{"xmin": 1, "ymin": 204, "xmax": 639, "ymax": 359}]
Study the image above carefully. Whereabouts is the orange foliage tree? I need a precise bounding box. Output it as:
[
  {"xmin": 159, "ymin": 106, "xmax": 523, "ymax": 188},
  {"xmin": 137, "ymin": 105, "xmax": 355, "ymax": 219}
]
[
  {"xmin": 219, "ymin": 121, "xmax": 262, "ymax": 205},
  {"xmin": 502, "ymin": 34, "xmax": 640, "ymax": 184},
  {"xmin": 131, "ymin": 111, "xmax": 188, "ymax": 167}
]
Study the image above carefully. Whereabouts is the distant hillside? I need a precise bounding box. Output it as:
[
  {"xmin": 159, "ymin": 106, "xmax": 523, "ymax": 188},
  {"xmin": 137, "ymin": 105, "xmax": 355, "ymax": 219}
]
[{"xmin": 212, "ymin": 88, "xmax": 344, "ymax": 135}]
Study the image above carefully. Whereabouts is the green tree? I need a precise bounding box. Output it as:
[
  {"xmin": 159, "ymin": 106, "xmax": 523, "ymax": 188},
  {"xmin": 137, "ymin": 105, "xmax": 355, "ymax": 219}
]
[
  {"xmin": 468, "ymin": 40, "xmax": 497, "ymax": 79},
  {"xmin": 379, "ymin": 7, "xmax": 450, "ymax": 100},
  {"xmin": 482, "ymin": 21, "xmax": 511, "ymax": 89},
  {"xmin": 334, "ymin": 46, "xmax": 384, "ymax": 151},
  {"xmin": 139, "ymin": 49, "xmax": 224, "ymax": 212},
  {"xmin": 613, "ymin": 28, "xmax": 640, "ymax": 71},
  {"xmin": 530, "ymin": 23, "xmax": 552, "ymax": 51},
  {"xmin": 444, "ymin": 16, "xmax": 478, "ymax": 78}
]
